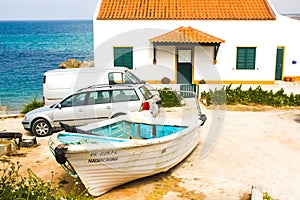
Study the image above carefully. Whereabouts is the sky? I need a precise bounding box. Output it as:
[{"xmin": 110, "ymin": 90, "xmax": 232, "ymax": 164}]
[
  {"xmin": 271, "ymin": 0, "xmax": 300, "ymax": 14},
  {"xmin": 0, "ymin": 0, "xmax": 99, "ymax": 20},
  {"xmin": 0, "ymin": 0, "xmax": 299, "ymax": 20}
]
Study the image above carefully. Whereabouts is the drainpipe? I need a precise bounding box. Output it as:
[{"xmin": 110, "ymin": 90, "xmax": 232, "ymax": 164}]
[{"xmin": 153, "ymin": 43, "xmax": 157, "ymax": 64}]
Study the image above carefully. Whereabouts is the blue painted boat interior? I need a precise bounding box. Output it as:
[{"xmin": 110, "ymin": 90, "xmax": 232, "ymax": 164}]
[
  {"xmin": 91, "ymin": 120, "xmax": 186, "ymax": 139},
  {"xmin": 57, "ymin": 120, "xmax": 187, "ymax": 144}
]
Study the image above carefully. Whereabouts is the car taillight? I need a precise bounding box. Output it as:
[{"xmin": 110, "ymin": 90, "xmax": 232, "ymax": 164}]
[{"xmin": 142, "ymin": 102, "xmax": 150, "ymax": 110}]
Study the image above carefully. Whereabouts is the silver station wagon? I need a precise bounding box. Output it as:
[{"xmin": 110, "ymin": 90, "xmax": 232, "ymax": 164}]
[{"xmin": 22, "ymin": 84, "xmax": 161, "ymax": 137}]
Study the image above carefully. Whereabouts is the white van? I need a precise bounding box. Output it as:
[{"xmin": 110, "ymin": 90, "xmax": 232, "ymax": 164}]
[{"xmin": 43, "ymin": 67, "xmax": 145, "ymax": 106}]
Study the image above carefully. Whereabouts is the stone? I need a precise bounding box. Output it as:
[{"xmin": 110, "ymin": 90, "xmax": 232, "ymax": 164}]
[
  {"xmin": 0, "ymin": 139, "xmax": 17, "ymax": 155},
  {"xmin": 59, "ymin": 58, "xmax": 82, "ymax": 68},
  {"xmin": 80, "ymin": 60, "xmax": 94, "ymax": 68},
  {"xmin": 161, "ymin": 77, "xmax": 170, "ymax": 84},
  {"xmin": 251, "ymin": 185, "xmax": 263, "ymax": 200}
]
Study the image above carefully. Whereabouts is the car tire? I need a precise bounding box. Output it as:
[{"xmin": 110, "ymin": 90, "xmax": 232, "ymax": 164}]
[{"xmin": 32, "ymin": 119, "xmax": 52, "ymax": 137}]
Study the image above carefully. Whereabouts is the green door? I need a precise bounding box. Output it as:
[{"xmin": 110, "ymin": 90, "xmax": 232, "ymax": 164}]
[
  {"xmin": 177, "ymin": 49, "xmax": 192, "ymax": 84},
  {"xmin": 177, "ymin": 63, "xmax": 192, "ymax": 83},
  {"xmin": 275, "ymin": 48, "xmax": 284, "ymax": 80}
]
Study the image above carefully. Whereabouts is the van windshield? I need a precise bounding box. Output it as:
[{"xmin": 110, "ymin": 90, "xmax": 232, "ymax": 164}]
[{"xmin": 126, "ymin": 70, "xmax": 144, "ymax": 84}]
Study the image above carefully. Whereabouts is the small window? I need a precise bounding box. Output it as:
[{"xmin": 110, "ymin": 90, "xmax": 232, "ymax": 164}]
[
  {"xmin": 236, "ymin": 47, "xmax": 256, "ymax": 70},
  {"xmin": 114, "ymin": 47, "xmax": 133, "ymax": 69}
]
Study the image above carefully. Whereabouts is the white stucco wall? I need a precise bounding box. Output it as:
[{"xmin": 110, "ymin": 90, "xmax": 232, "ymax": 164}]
[
  {"xmin": 93, "ymin": 4, "xmax": 300, "ymax": 83},
  {"xmin": 277, "ymin": 17, "xmax": 300, "ymax": 77}
]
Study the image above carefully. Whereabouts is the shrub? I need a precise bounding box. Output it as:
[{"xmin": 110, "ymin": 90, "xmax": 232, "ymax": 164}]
[
  {"xmin": 21, "ymin": 96, "xmax": 43, "ymax": 114},
  {"xmin": 0, "ymin": 161, "xmax": 92, "ymax": 200},
  {"xmin": 158, "ymin": 88, "xmax": 181, "ymax": 107},
  {"xmin": 0, "ymin": 161, "xmax": 56, "ymax": 199},
  {"xmin": 201, "ymin": 84, "xmax": 300, "ymax": 107}
]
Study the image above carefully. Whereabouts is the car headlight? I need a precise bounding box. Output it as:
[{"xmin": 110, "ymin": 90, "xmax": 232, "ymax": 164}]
[{"xmin": 23, "ymin": 115, "xmax": 29, "ymax": 121}]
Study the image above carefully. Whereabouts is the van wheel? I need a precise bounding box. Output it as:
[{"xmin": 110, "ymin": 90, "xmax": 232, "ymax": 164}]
[{"xmin": 32, "ymin": 119, "xmax": 52, "ymax": 137}]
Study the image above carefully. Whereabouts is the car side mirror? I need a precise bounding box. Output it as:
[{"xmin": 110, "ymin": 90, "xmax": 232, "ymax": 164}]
[{"xmin": 57, "ymin": 104, "xmax": 62, "ymax": 109}]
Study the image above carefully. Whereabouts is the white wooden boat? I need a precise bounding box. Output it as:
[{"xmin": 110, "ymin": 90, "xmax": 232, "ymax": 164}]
[{"xmin": 49, "ymin": 100, "xmax": 206, "ymax": 196}]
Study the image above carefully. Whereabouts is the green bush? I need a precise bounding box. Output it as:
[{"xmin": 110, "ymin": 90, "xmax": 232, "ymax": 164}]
[
  {"xmin": 21, "ymin": 96, "xmax": 44, "ymax": 114},
  {"xmin": 158, "ymin": 88, "xmax": 181, "ymax": 107},
  {"xmin": 200, "ymin": 84, "xmax": 300, "ymax": 107},
  {"xmin": 0, "ymin": 161, "xmax": 92, "ymax": 200}
]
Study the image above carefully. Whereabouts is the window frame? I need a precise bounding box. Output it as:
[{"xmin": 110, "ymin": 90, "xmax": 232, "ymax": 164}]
[
  {"xmin": 236, "ymin": 47, "xmax": 256, "ymax": 70},
  {"xmin": 113, "ymin": 47, "xmax": 133, "ymax": 69}
]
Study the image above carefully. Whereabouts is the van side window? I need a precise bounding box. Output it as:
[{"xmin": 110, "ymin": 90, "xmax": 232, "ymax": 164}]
[
  {"xmin": 88, "ymin": 91, "xmax": 110, "ymax": 105},
  {"xmin": 61, "ymin": 93, "xmax": 87, "ymax": 107},
  {"xmin": 112, "ymin": 89, "xmax": 139, "ymax": 102},
  {"xmin": 108, "ymin": 72, "xmax": 122, "ymax": 84}
]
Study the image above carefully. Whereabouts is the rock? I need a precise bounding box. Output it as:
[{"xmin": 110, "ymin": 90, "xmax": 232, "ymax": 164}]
[
  {"xmin": 80, "ymin": 60, "xmax": 94, "ymax": 68},
  {"xmin": 59, "ymin": 59, "xmax": 82, "ymax": 68},
  {"xmin": 161, "ymin": 77, "xmax": 170, "ymax": 84},
  {"xmin": 251, "ymin": 185, "xmax": 263, "ymax": 200},
  {"xmin": 59, "ymin": 59, "xmax": 94, "ymax": 68},
  {"xmin": 0, "ymin": 139, "xmax": 18, "ymax": 155}
]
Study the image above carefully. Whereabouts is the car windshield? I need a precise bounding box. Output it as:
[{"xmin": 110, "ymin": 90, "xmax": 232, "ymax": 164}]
[{"xmin": 139, "ymin": 85, "xmax": 153, "ymax": 100}]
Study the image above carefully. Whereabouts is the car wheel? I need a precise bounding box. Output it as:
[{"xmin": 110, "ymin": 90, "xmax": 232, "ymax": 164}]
[{"xmin": 32, "ymin": 119, "xmax": 52, "ymax": 137}]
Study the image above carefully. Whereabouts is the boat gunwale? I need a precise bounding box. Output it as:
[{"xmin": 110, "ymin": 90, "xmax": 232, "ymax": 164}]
[{"xmin": 49, "ymin": 117, "xmax": 201, "ymax": 153}]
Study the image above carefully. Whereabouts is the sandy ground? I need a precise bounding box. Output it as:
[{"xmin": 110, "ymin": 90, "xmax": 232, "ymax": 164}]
[{"xmin": 0, "ymin": 106, "xmax": 300, "ymax": 199}]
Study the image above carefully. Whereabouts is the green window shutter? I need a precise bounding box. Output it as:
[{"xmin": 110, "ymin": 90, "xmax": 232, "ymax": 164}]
[
  {"xmin": 236, "ymin": 47, "xmax": 256, "ymax": 70},
  {"xmin": 114, "ymin": 47, "xmax": 133, "ymax": 69}
]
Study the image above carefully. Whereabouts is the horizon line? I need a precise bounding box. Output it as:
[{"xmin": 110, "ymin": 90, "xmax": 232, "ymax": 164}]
[{"xmin": 0, "ymin": 18, "xmax": 93, "ymax": 21}]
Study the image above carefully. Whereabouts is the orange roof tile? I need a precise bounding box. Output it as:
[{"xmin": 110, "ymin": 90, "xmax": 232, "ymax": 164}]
[
  {"xmin": 97, "ymin": 0, "xmax": 276, "ymax": 20},
  {"xmin": 150, "ymin": 26, "xmax": 225, "ymax": 44}
]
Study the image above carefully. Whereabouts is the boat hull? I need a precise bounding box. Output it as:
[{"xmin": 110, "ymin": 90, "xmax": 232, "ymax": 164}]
[{"xmin": 49, "ymin": 116, "xmax": 204, "ymax": 196}]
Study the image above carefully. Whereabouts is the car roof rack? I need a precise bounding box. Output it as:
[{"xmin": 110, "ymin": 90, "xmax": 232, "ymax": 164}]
[
  {"xmin": 77, "ymin": 84, "xmax": 138, "ymax": 92},
  {"xmin": 77, "ymin": 84, "xmax": 111, "ymax": 91}
]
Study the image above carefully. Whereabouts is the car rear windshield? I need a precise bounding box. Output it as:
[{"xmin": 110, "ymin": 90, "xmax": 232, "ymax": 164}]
[{"xmin": 139, "ymin": 86, "xmax": 153, "ymax": 100}]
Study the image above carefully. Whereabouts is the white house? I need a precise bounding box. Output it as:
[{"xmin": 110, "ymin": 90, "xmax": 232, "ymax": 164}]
[{"xmin": 93, "ymin": 0, "xmax": 300, "ymax": 85}]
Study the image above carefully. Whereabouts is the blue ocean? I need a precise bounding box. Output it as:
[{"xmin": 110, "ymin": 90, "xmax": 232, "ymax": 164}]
[{"xmin": 0, "ymin": 20, "xmax": 94, "ymax": 113}]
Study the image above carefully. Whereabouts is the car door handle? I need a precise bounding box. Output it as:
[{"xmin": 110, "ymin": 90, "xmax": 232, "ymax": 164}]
[
  {"xmin": 106, "ymin": 106, "xmax": 111, "ymax": 110},
  {"xmin": 78, "ymin": 109, "xmax": 83, "ymax": 112}
]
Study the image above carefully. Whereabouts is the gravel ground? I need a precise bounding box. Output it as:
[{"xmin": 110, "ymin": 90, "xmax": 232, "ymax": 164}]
[{"xmin": 0, "ymin": 106, "xmax": 300, "ymax": 199}]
